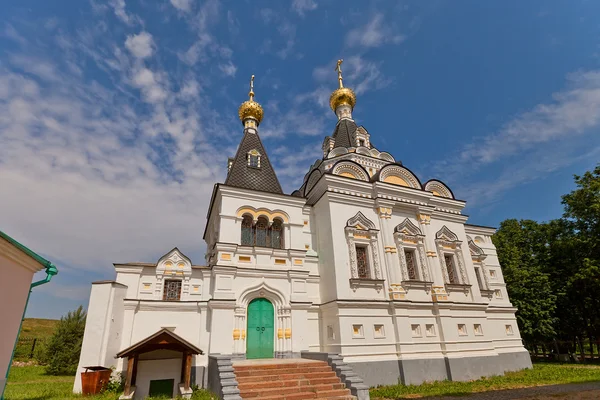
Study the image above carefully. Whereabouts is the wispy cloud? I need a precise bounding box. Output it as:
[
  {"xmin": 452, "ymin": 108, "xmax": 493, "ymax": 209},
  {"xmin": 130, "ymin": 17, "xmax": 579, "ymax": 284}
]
[
  {"xmin": 433, "ymin": 69, "xmax": 600, "ymax": 205},
  {"xmin": 109, "ymin": 0, "xmax": 140, "ymax": 25},
  {"xmin": 460, "ymin": 70, "xmax": 600, "ymax": 165},
  {"xmin": 345, "ymin": 14, "xmax": 405, "ymax": 48},
  {"xmin": 170, "ymin": 0, "xmax": 193, "ymax": 13},
  {"xmin": 219, "ymin": 61, "xmax": 237, "ymax": 77},
  {"xmin": 291, "ymin": 0, "xmax": 317, "ymax": 17},
  {"xmin": 313, "ymin": 55, "xmax": 391, "ymax": 96}
]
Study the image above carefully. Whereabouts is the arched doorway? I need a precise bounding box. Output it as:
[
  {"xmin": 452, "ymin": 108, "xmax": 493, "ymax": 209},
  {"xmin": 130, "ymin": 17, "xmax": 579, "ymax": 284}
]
[{"xmin": 246, "ymin": 298, "xmax": 274, "ymax": 359}]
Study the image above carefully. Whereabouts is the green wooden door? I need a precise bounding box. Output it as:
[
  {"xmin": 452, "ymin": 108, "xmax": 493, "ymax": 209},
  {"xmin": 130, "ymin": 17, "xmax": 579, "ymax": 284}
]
[{"xmin": 246, "ymin": 298, "xmax": 274, "ymax": 359}]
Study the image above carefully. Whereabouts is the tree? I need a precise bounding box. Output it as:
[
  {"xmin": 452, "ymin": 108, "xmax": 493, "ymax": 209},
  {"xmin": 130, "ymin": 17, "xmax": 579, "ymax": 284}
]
[
  {"xmin": 560, "ymin": 165, "xmax": 600, "ymax": 353},
  {"xmin": 493, "ymin": 219, "xmax": 557, "ymax": 344},
  {"xmin": 44, "ymin": 306, "xmax": 87, "ymax": 375}
]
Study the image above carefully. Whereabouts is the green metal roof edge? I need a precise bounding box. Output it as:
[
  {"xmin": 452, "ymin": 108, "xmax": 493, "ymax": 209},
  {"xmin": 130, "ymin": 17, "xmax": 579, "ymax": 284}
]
[{"xmin": 0, "ymin": 230, "xmax": 54, "ymax": 269}]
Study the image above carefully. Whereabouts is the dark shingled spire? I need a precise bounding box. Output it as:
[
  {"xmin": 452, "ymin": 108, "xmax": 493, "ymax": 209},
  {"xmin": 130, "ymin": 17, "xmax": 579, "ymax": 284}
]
[
  {"xmin": 331, "ymin": 119, "xmax": 358, "ymax": 149},
  {"xmin": 224, "ymin": 129, "xmax": 283, "ymax": 194}
]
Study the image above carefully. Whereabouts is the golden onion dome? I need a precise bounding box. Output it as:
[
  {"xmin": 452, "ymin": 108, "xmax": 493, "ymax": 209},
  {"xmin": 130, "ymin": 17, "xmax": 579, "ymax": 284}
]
[
  {"xmin": 329, "ymin": 86, "xmax": 356, "ymax": 112},
  {"xmin": 238, "ymin": 75, "xmax": 264, "ymax": 125},
  {"xmin": 238, "ymin": 99, "xmax": 264, "ymax": 125}
]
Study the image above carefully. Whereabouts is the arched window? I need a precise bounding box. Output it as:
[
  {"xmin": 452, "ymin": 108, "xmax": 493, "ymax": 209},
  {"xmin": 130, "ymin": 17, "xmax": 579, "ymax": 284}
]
[
  {"xmin": 271, "ymin": 218, "xmax": 283, "ymax": 249},
  {"xmin": 255, "ymin": 216, "xmax": 269, "ymax": 247},
  {"xmin": 241, "ymin": 215, "xmax": 254, "ymax": 246}
]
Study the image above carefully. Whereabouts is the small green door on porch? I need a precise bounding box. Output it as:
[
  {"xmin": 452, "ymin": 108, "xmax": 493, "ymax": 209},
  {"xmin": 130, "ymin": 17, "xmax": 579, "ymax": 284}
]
[{"xmin": 246, "ymin": 298, "xmax": 274, "ymax": 359}]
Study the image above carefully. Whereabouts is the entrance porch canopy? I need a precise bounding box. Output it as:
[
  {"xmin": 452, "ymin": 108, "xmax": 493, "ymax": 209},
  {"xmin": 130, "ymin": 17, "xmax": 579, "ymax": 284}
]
[{"xmin": 117, "ymin": 328, "xmax": 203, "ymax": 398}]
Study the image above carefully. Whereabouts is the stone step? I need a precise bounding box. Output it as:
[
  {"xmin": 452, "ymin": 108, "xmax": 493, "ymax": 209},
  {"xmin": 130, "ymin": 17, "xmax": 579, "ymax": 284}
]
[
  {"xmin": 239, "ymin": 383, "xmax": 347, "ymax": 398},
  {"xmin": 311, "ymin": 389, "xmax": 352, "ymax": 398},
  {"xmin": 239, "ymin": 380, "xmax": 345, "ymax": 392},
  {"xmin": 257, "ymin": 392, "xmax": 318, "ymax": 400},
  {"xmin": 234, "ymin": 366, "xmax": 333, "ymax": 377},
  {"xmin": 234, "ymin": 362, "xmax": 328, "ymax": 371},
  {"xmin": 314, "ymin": 397, "xmax": 356, "ymax": 400},
  {"xmin": 236, "ymin": 371, "xmax": 336, "ymax": 383}
]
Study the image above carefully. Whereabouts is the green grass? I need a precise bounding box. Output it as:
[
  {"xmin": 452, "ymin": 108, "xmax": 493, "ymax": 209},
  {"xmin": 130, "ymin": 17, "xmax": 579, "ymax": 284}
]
[
  {"xmin": 370, "ymin": 363, "xmax": 600, "ymax": 399},
  {"xmin": 19, "ymin": 318, "xmax": 59, "ymax": 338},
  {"xmin": 5, "ymin": 366, "xmax": 216, "ymax": 400},
  {"xmin": 13, "ymin": 318, "xmax": 59, "ymax": 361}
]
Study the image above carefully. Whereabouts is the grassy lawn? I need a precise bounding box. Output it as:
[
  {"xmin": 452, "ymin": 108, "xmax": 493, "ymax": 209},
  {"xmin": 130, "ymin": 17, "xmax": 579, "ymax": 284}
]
[
  {"xmin": 7, "ymin": 363, "xmax": 600, "ymax": 399},
  {"xmin": 19, "ymin": 318, "xmax": 59, "ymax": 338},
  {"xmin": 13, "ymin": 318, "xmax": 59, "ymax": 362},
  {"xmin": 5, "ymin": 366, "xmax": 215, "ymax": 400},
  {"xmin": 370, "ymin": 363, "xmax": 600, "ymax": 399}
]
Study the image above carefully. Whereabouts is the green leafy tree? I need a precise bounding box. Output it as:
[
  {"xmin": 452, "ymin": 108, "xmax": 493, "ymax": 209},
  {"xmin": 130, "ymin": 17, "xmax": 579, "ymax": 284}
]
[
  {"xmin": 493, "ymin": 219, "xmax": 557, "ymax": 343},
  {"xmin": 44, "ymin": 306, "xmax": 86, "ymax": 375},
  {"xmin": 560, "ymin": 165, "xmax": 600, "ymax": 350}
]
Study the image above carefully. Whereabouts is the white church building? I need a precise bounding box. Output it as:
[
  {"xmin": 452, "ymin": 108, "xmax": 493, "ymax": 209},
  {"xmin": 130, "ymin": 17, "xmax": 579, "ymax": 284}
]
[{"xmin": 74, "ymin": 62, "xmax": 531, "ymax": 399}]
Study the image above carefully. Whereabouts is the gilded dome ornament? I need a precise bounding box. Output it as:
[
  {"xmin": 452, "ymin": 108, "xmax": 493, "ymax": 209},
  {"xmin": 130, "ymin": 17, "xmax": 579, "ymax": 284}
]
[
  {"xmin": 238, "ymin": 75, "xmax": 264, "ymax": 126},
  {"xmin": 329, "ymin": 59, "xmax": 356, "ymax": 112}
]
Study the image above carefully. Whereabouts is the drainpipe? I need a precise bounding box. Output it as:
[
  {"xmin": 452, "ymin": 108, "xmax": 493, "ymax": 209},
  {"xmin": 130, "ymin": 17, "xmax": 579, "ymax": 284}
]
[{"xmin": 1, "ymin": 264, "xmax": 58, "ymax": 400}]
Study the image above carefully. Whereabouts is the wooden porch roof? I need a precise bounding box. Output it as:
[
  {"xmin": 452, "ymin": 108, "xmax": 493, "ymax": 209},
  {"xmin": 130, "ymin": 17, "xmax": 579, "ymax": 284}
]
[{"xmin": 116, "ymin": 328, "xmax": 203, "ymax": 358}]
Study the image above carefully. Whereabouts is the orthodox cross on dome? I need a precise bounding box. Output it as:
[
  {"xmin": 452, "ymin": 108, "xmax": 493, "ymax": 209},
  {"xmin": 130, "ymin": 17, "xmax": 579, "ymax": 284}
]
[
  {"xmin": 335, "ymin": 59, "xmax": 344, "ymax": 88},
  {"xmin": 249, "ymin": 74, "xmax": 255, "ymax": 101}
]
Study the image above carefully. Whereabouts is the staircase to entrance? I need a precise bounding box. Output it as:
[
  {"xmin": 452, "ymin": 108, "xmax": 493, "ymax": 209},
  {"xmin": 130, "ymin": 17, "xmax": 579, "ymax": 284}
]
[{"xmin": 233, "ymin": 359, "xmax": 355, "ymax": 400}]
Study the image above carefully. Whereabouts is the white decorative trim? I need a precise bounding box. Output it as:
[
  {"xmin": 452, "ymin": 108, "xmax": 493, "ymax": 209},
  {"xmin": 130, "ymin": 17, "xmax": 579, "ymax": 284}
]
[
  {"xmin": 435, "ymin": 226, "xmax": 468, "ymax": 285},
  {"xmin": 345, "ymin": 212, "xmax": 381, "ymax": 280},
  {"xmin": 393, "ymin": 218, "xmax": 430, "ymax": 282}
]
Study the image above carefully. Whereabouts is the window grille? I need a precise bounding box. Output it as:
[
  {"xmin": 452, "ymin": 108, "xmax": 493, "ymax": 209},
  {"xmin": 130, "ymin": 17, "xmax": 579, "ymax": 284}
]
[
  {"xmin": 255, "ymin": 217, "xmax": 269, "ymax": 247},
  {"xmin": 444, "ymin": 254, "xmax": 457, "ymax": 283},
  {"xmin": 241, "ymin": 215, "xmax": 253, "ymax": 246},
  {"xmin": 271, "ymin": 219, "xmax": 283, "ymax": 249},
  {"xmin": 163, "ymin": 280, "xmax": 182, "ymax": 301},
  {"xmin": 240, "ymin": 215, "xmax": 285, "ymax": 249},
  {"xmin": 356, "ymin": 246, "xmax": 370, "ymax": 279},
  {"xmin": 405, "ymin": 250, "xmax": 417, "ymax": 280}
]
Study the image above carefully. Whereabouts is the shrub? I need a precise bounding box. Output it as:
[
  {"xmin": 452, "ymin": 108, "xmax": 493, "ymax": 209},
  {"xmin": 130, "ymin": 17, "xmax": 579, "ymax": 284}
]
[{"xmin": 44, "ymin": 306, "xmax": 86, "ymax": 375}]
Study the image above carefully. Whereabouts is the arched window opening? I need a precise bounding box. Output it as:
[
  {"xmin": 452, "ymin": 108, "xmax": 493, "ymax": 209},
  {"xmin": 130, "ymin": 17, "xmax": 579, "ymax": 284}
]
[
  {"xmin": 241, "ymin": 215, "xmax": 254, "ymax": 246},
  {"xmin": 271, "ymin": 218, "xmax": 283, "ymax": 249},
  {"xmin": 255, "ymin": 216, "xmax": 269, "ymax": 247},
  {"xmin": 239, "ymin": 213, "xmax": 287, "ymax": 249}
]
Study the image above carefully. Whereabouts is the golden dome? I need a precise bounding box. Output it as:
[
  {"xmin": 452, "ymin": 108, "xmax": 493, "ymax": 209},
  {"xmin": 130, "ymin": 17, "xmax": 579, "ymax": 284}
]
[
  {"xmin": 238, "ymin": 99, "xmax": 264, "ymax": 125},
  {"xmin": 238, "ymin": 74, "xmax": 264, "ymax": 125},
  {"xmin": 329, "ymin": 87, "xmax": 356, "ymax": 112}
]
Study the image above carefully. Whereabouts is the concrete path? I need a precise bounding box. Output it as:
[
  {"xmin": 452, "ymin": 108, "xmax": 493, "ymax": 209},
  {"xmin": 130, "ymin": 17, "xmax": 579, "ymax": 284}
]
[{"xmin": 425, "ymin": 381, "xmax": 600, "ymax": 399}]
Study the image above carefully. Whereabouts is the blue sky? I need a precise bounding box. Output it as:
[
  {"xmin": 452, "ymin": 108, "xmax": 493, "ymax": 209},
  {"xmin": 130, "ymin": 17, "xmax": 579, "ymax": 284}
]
[{"xmin": 1, "ymin": 0, "xmax": 600, "ymax": 319}]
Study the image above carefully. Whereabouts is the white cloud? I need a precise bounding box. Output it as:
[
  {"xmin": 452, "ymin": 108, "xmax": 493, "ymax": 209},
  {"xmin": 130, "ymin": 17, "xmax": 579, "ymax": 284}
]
[
  {"xmin": 170, "ymin": 0, "xmax": 193, "ymax": 13},
  {"xmin": 131, "ymin": 67, "xmax": 167, "ymax": 103},
  {"xmin": 0, "ymin": 25, "xmax": 233, "ymax": 276},
  {"xmin": 292, "ymin": 0, "xmax": 317, "ymax": 17},
  {"xmin": 219, "ymin": 61, "xmax": 237, "ymax": 77},
  {"xmin": 125, "ymin": 31, "xmax": 155, "ymax": 59},
  {"xmin": 345, "ymin": 14, "xmax": 405, "ymax": 48}
]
